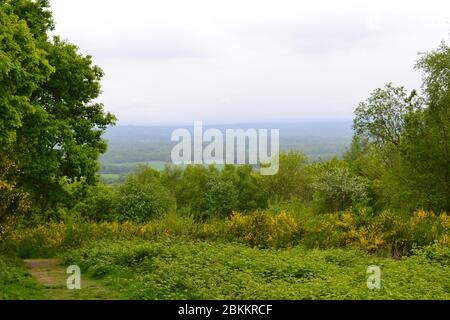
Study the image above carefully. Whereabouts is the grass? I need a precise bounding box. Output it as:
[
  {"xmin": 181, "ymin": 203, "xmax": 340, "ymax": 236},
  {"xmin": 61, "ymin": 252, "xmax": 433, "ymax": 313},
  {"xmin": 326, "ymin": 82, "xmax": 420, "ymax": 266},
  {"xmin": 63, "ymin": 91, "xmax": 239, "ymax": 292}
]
[
  {"xmin": 0, "ymin": 255, "xmax": 43, "ymax": 299},
  {"xmin": 23, "ymin": 259, "xmax": 124, "ymax": 300},
  {"xmin": 2, "ymin": 211, "xmax": 449, "ymax": 300},
  {"xmin": 0, "ymin": 254, "xmax": 125, "ymax": 300},
  {"xmin": 61, "ymin": 238, "xmax": 450, "ymax": 300}
]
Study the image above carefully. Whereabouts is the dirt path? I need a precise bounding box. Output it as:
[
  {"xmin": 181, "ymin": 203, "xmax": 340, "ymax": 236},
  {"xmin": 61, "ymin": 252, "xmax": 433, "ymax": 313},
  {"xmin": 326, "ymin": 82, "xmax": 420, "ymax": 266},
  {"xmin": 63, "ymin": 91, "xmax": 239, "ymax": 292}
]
[{"xmin": 23, "ymin": 259, "xmax": 122, "ymax": 300}]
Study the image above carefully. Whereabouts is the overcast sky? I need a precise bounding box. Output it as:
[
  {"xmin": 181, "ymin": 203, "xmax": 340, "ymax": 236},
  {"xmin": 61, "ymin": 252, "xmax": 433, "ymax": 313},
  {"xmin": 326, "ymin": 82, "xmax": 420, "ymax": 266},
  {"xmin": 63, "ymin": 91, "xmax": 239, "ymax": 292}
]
[{"xmin": 50, "ymin": 0, "xmax": 450, "ymax": 125}]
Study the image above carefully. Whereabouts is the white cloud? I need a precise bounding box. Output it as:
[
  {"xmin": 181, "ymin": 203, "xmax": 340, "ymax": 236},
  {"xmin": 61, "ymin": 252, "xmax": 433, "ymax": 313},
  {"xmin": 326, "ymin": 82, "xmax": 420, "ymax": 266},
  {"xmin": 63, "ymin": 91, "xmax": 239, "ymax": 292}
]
[{"xmin": 50, "ymin": 0, "xmax": 450, "ymax": 125}]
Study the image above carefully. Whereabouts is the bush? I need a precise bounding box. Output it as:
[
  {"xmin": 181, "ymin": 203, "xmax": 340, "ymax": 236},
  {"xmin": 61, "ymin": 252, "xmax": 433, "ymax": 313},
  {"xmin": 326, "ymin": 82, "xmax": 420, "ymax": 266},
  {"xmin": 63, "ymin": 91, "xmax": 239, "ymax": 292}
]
[
  {"xmin": 225, "ymin": 211, "xmax": 302, "ymax": 248},
  {"xmin": 71, "ymin": 184, "xmax": 116, "ymax": 221},
  {"xmin": 259, "ymin": 152, "xmax": 311, "ymax": 202},
  {"xmin": 3, "ymin": 208, "xmax": 448, "ymax": 258},
  {"xmin": 0, "ymin": 156, "xmax": 31, "ymax": 240},
  {"xmin": 310, "ymin": 162, "xmax": 369, "ymax": 213},
  {"xmin": 175, "ymin": 165, "xmax": 218, "ymax": 218},
  {"xmin": 205, "ymin": 178, "xmax": 238, "ymax": 218},
  {"xmin": 220, "ymin": 165, "xmax": 268, "ymax": 212},
  {"xmin": 115, "ymin": 167, "xmax": 176, "ymax": 222},
  {"xmin": 61, "ymin": 238, "xmax": 450, "ymax": 299},
  {"xmin": 413, "ymin": 243, "xmax": 450, "ymax": 266},
  {"xmin": 174, "ymin": 164, "xmax": 267, "ymax": 220},
  {"xmin": 301, "ymin": 209, "xmax": 450, "ymax": 256}
]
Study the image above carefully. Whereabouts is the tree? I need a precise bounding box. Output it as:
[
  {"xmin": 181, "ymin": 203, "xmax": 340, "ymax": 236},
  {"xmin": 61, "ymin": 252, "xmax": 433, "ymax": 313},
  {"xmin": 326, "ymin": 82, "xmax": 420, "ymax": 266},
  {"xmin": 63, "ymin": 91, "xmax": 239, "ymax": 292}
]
[
  {"xmin": 220, "ymin": 165, "xmax": 268, "ymax": 212},
  {"xmin": 310, "ymin": 160, "xmax": 369, "ymax": 213},
  {"xmin": 0, "ymin": 1, "xmax": 116, "ymax": 214},
  {"xmin": 351, "ymin": 40, "xmax": 450, "ymax": 213},
  {"xmin": 353, "ymin": 83, "xmax": 423, "ymax": 147},
  {"xmin": 344, "ymin": 136, "xmax": 386, "ymax": 210},
  {"xmin": 205, "ymin": 177, "xmax": 238, "ymax": 217},
  {"xmin": 160, "ymin": 164, "xmax": 183, "ymax": 193},
  {"xmin": 174, "ymin": 165, "xmax": 219, "ymax": 219},
  {"xmin": 115, "ymin": 167, "xmax": 176, "ymax": 222},
  {"xmin": 70, "ymin": 183, "xmax": 116, "ymax": 221},
  {"xmin": 260, "ymin": 151, "xmax": 311, "ymax": 202},
  {"xmin": 402, "ymin": 41, "xmax": 450, "ymax": 212},
  {"xmin": 0, "ymin": 5, "xmax": 53, "ymax": 146}
]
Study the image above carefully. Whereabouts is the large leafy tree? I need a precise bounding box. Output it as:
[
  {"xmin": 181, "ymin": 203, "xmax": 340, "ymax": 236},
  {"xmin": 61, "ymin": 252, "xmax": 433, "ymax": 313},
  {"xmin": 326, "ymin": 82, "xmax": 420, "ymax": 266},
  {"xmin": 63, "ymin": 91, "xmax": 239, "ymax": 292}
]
[
  {"xmin": 353, "ymin": 83, "xmax": 423, "ymax": 148},
  {"xmin": 0, "ymin": 0, "xmax": 115, "ymax": 213},
  {"xmin": 403, "ymin": 42, "xmax": 450, "ymax": 212},
  {"xmin": 352, "ymin": 41, "xmax": 450, "ymax": 213}
]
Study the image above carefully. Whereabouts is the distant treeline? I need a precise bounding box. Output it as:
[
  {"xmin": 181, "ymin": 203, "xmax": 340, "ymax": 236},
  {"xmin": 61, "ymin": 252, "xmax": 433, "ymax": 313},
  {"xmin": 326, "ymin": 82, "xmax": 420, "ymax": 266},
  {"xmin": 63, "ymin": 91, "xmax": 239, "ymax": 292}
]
[{"xmin": 99, "ymin": 122, "xmax": 353, "ymax": 173}]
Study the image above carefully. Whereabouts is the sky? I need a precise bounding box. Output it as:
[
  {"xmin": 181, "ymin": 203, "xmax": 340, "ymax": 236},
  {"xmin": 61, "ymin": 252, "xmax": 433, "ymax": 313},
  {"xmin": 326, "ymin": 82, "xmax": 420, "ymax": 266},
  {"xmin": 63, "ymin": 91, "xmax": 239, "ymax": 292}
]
[{"xmin": 50, "ymin": 0, "xmax": 450, "ymax": 125}]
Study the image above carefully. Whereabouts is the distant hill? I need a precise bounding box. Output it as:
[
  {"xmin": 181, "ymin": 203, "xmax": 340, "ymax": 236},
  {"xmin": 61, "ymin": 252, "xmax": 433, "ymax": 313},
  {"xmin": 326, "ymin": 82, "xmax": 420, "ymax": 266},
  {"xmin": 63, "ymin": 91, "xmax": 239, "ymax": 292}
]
[{"xmin": 99, "ymin": 121, "xmax": 353, "ymax": 175}]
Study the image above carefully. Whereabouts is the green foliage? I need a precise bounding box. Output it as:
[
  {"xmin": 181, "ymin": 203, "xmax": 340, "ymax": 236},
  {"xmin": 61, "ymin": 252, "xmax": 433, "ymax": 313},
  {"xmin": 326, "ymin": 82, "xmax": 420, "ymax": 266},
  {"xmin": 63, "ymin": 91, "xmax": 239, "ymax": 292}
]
[
  {"xmin": 0, "ymin": 0, "xmax": 115, "ymax": 216},
  {"xmin": 115, "ymin": 167, "xmax": 175, "ymax": 222},
  {"xmin": 302, "ymin": 209, "xmax": 450, "ymax": 257},
  {"xmin": 205, "ymin": 178, "xmax": 238, "ymax": 217},
  {"xmin": 71, "ymin": 184, "xmax": 116, "ymax": 221},
  {"xmin": 309, "ymin": 160, "xmax": 369, "ymax": 213},
  {"xmin": 350, "ymin": 40, "xmax": 450, "ymax": 213},
  {"xmin": 173, "ymin": 164, "xmax": 267, "ymax": 220},
  {"xmin": 5, "ymin": 207, "xmax": 447, "ymax": 259},
  {"xmin": 0, "ymin": 5, "xmax": 53, "ymax": 146},
  {"xmin": 4, "ymin": 0, "xmax": 54, "ymax": 39},
  {"xmin": 160, "ymin": 164, "xmax": 183, "ymax": 191},
  {"xmin": 353, "ymin": 83, "xmax": 423, "ymax": 147},
  {"xmin": 0, "ymin": 154, "xmax": 31, "ymax": 239},
  {"xmin": 0, "ymin": 254, "xmax": 43, "ymax": 299},
  {"xmin": 260, "ymin": 151, "xmax": 311, "ymax": 202},
  {"xmin": 220, "ymin": 165, "xmax": 268, "ymax": 212},
  {"xmin": 413, "ymin": 243, "xmax": 450, "ymax": 267},
  {"xmin": 400, "ymin": 41, "xmax": 450, "ymax": 213},
  {"xmin": 62, "ymin": 238, "xmax": 450, "ymax": 300},
  {"xmin": 174, "ymin": 165, "xmax": 218, "ymax": 218}
]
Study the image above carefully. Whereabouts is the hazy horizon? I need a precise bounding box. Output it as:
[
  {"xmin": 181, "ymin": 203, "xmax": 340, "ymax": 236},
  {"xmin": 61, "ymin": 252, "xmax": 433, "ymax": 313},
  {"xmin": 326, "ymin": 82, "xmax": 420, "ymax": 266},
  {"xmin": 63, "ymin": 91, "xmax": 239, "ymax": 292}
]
[{"xmin": 107, "ymin": 119, "xmax": 354, "ymax": 127}]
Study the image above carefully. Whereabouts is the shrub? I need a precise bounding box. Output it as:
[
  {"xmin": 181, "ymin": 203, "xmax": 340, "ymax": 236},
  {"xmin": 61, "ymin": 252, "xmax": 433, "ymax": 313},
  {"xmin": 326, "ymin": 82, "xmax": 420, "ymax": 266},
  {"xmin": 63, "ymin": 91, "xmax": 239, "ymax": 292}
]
[
  {"xmin": 0, "ymin": 156, "xmax": 31, "ymax": 240},
  {"xmin": 311, "ymin": 164, "xmax": 369, "ymax": 213},
  {"xmin": 259, "ymin": 151, "xmax": 311, "ymax": 202},
  {"xmin": 302, "ymin": 209, "xmax": 450, "ymax": 256},
  {"xmin": 220, "ymin": 165, "xmax": 268, "ymax": 212},
  {"xmin": 115, "ymin": 167, "xmax": 176, "ymax": 222},
  {"xmin": 174, "ymin": 164, "xmax": 268, "ymax": 220},
  {"xmin": 413, "ymin": 243, "xmax": 450, "ymax": 266},
  {"xmin": 225, "ymin": 211, "xmax": 302, "ymax": 248},
  {"xmin": 205, "ymin": 178, "xmax": 238, "ymax": 218},
  {"xmin": 71, "ymin": 184, "xmax": 116, "ymax": 221}
]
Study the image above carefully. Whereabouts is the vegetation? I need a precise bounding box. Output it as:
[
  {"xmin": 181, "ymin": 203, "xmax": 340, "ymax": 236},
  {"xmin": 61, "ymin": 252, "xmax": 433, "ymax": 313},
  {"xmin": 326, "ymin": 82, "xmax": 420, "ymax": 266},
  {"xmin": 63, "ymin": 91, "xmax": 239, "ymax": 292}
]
[
  {"xmin": 59, "ymin": 239, "xmax": 450, "ymax": 300},
  {"xmin": 0, "ymin": 0, "xmax": 115, "ymax": 217},
  {"xmin": 0, "ymin": 1, "xmax": 449, "ymax": 300},
  {"xmin": 0, "ymin": 254, "xmax": 42, "ymax": 299}
]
